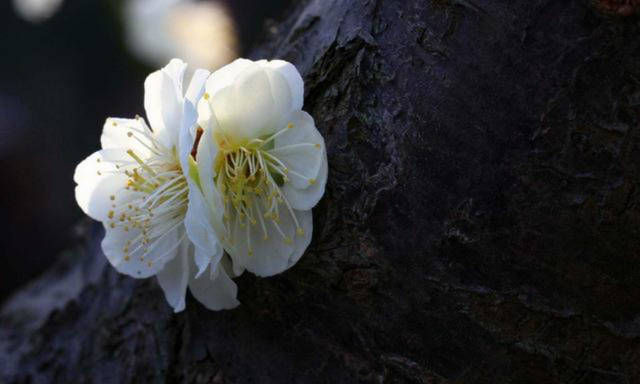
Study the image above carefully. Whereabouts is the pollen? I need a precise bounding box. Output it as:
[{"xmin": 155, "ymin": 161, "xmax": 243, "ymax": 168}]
[
  {"xmin": 215, "ymin": 121, "xmax": 308, "ymax": 261},
  {"xmin": 203, "ymin": 92, "xmax": 210, "ymax": 100},
  {"xmin": 308, "ymin": 178, "xmax": 316, "ymax": 185},
  {"xmin": 315, "ymin": 143, "xmax": 321, "ymax": 149}
]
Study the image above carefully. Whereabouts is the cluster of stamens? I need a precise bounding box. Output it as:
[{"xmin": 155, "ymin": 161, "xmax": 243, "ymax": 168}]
[
  {"xmin": 100, "ymin": 118, "xmax": 188, "ymax": 270},
  {"xmin": 214, "ymin": 123, "xmax": 317, "ymax": 257}
]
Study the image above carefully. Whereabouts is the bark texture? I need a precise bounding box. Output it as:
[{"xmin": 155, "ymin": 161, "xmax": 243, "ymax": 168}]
[{"xmin": 2, "ymin": 0, "xmax": 640, "ymax": 382}]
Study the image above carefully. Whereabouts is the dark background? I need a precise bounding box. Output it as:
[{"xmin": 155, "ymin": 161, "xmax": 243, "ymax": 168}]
[{"xmin": 0, "ymin": 0, "xmax": 291, "ymax": 302}]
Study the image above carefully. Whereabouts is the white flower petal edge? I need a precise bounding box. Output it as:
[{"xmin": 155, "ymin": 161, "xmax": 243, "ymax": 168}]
[
  {"xmin": 195, "ymin": 58, "xmax": 327, "ymax": 277},
  {"xmin": 74, "ymin": 59, "xmax": 238, "ymax": 312}
]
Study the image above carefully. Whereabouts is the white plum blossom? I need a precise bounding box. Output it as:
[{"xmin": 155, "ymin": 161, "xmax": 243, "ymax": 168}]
[
  {"xmin": 74, "ymin": 59, "xmax": 239, "ymax": 312},
  {"xmin": 194, "ymin": 58, "xmax": 328, "ymax": 277}
]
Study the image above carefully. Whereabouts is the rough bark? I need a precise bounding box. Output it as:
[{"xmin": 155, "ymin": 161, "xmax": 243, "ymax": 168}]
[{"xmin": 2, "ymin": 0, "xmax": 640, "ymax": 382}]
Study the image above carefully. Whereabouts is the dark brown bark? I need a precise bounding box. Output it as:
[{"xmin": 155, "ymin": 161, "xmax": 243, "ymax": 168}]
[{"xmin": 2, "ymin": 0, "xmax": 640, "ymax": 382}]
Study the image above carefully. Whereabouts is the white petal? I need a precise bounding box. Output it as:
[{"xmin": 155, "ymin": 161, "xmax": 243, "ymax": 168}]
[
  {"xmin": 183, "ymin": 119, "xmax": 225, "ymax": 279},
  {"xmin": 263, "ymin": 67, "xmax": 293, "ymax": 130},
  {"xmin": 100, "ymin": 117, "xmax": 152, "ymax": 158},
  {"xmin": 73, "ymin": 149, "xmax": 148, "ymax": 221},
  {"xmin": 261, "ymin": 60, "xmax": 303, "ymax": 111},
  {"xmin": 178, "ymin": 100, "xmax": 198, "ymax": 174},
  {"xmin": 207, "ymin": 84, "xmax": 237, "ymax": 134},
  {"xmin": 286, "ymin": 208, "xmax": 312, "ymax": 268},
  {"xmin": 193, "ymin": 247, "xmax": 213, "ymax": 279},
  {"xmin": 275, "ymin": 111, "xmax": 324, "ymax": 149},
  {"xmin": 184, "ymin": 68, "xmax": 210, "ymax": 139},
  {"xmin": 195, "ymin": 123, "xmax": 225, "ymax": 235},
  {"xmin": 144, "ymin": 59, "xmax": 187, "ymax": 149},
  {"xmin": 73, "ymin": 148, "xmax": 130, "ymax": 192},
  {"xmin": 185, "ymin": 182, "xmax": 224, "ymax": 278},
  {"xmin": 205, "ymin": 58, "xmax": 253, "ymax": 99},
  {"xmin": 281, "ymin": 147, "xmax": 328, "ymax": 210},
  {"xmin": 185, "ymin": 68, "xmax": 210, "ymax": 106},
  {"xmin": 156, "ymin": 239, "xmax": 190, "ymax": 312},
  {"xmin": 101, "ymin": 224, "xmax": 182, "ymax": 279},
  {"xmin": 75, "ymin": 170, "xmax": 130, "ymax": 222},
  {"xmin": 188, "ymin": 255, "xmax": 239, "ymax": 310},
  {"xmin": 163, "ymin": 58, "xmax": 188, "ymax": 96},
  {"xmin": 196, "ymin": 95, "xmax": 214, "ymax": 131},
  {"xmin": 211, "ymin": 66, "xmax": 279, "ymax": 141},
  {"xmin": 228, "ymin": 199, "xmax": 309, "ymax": 277},
  {"xmin": 269, "ymin": 142, "xmax": 322, "ymax": 189},
  {"xmin": 274, "ymin": 111, "xmax": 328, "ymax": 210}
]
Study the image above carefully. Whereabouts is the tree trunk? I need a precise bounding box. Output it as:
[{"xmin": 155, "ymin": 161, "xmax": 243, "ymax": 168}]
[{"xmin": 2, "ymin": 0, "xmax": 640, "ymax": 382}]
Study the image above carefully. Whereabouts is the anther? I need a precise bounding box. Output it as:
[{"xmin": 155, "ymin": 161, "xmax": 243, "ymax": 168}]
[
  {"xmin": 203, "ymin": 92, "xmax": 210, "ymax": 100},
  {"xmin": 110, "ymin": 195, "xmax": 115, "ymax": 201},
  {"xmin": 108, "ymin": 210, "xmax": 114, "ymax": 219},
  {"xmin": 309, "ymin": 178, "xmax": 316, "ymax": 185},
  {"xmin": 315, "ymin": 143, "xmax": 321, "ymax": 149},
  {"xmin": 287, "ymin": 122, "xmax": 294, "ymax": 129},
  {"xmin": 127, "ymin": 132, "xmax": 133, "ymax": 137},
  {"xmin": 296, "ymin": 228, "xmax": 305, "ymax": 236}
]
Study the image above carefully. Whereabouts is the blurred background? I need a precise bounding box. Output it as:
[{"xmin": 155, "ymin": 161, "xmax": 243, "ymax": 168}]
[{"xmin": 0, "ymin": 0, "xmax": 292, "ymax": 303}]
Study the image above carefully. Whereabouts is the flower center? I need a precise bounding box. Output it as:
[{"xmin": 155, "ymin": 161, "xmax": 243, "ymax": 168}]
[
  {"xmin": 104, "ymin": 118, "xmax": 188, "ymax": 268},
  {"xmin": 213, "ymin": 125, "xmax": 305, "ymax": 255}
]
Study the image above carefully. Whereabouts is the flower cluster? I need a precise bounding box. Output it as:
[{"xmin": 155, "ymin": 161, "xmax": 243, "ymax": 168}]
[{"xmin": 74, "ymin": 58, "xmax": 327, "ymax": 311}]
